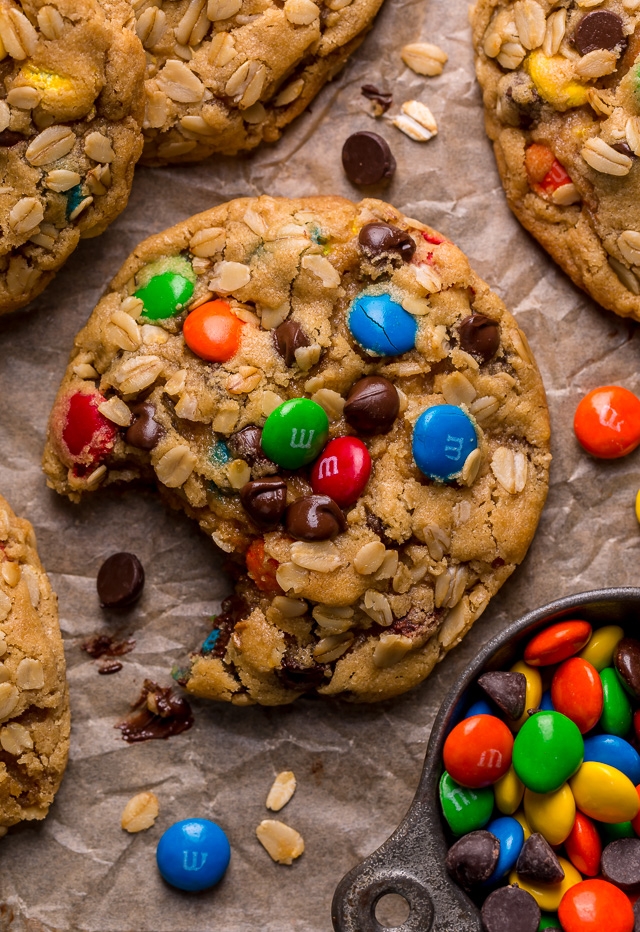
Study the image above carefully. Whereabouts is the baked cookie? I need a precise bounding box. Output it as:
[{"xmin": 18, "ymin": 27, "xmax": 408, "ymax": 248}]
[
  {"xmin": 43, "ymin": 195, "xmax": 550, "ymax": 704},
  {"xmin": 135, "ymin": 0, "xmax": 386, "ymax": 162},
  {"xmin": 0, "ymin": 0, "xmax": 146, "ymax": 315},
  {"xmin": 472, "ymin": 0, "xmax": 640, "ymax": 322},
  {"xmin": 0, "ymin": 494, "xmax": 69, "ymax": 832}
]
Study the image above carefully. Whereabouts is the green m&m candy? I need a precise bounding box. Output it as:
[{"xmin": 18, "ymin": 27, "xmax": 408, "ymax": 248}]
[
  {"xmin": 439, "ymin": 770, "xmax": 493, "ymax": 836},
  {"xmin": 513, "ymin": 711, "xmax": 583, "ymax": 794},
  {"xmin": 135, "ymin": 257, "xmax": 195, "ymax": 321},
  {"xmin": 600, "ymin": 667, "xmax": 633, "ymax": 736},
  {"xmin": 261, "ymin": 398, "xmax": 328, "ymax": 469}
]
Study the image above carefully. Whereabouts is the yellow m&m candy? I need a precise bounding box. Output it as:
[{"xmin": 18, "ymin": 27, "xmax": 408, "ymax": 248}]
[
  {"xmin": 570, "ymin": 761, "xmax": 640, "ymax": 823},
  {"xmin": 525, "ymin": 51, "xmax": 589, "ymax": 110},
  {"xmin": 524, "ymin": 783, "xmax": 576, "ymax": 846}
]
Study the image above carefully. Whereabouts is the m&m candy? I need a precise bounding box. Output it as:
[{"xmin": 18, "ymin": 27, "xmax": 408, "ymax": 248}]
[
  {"xmin": 412, "ymin": 405, "xmax": 478, "ymax": 482},
  {"xmin": 310, "ymin": 437, "xmax": 371, "ymax": 507},
  {"xmin": 348, "ymin": 293, "xmax": 417, "ymax": 356},
  {"xmin": 551, "ymin": 658, "xmax": 603, "ymax": 734},
  {"xmin": 156, "ymin": 818, "xmax": 230, "ymax": 891},
  {"xmin": 513, "ymin": 711, "xmax": 584, "ymax": 794},
  {"xmin": 524, "ymin": 620, "xmax": 592, "ymax": 666},
  {"xmin": 183, "ymin": 300, "xmax": 244, "ymax": 362},
  {"xmin": 261, "ymin": 399, "xmax": 329, "ymax": 469},
  {"xmin": 443, "ymin": 714, "xmax": 513, "ymax": 788},
  {"xmin": 58, "ymin": 390, "xmax": 117, "ymax": 467},
  {"xmin": 439, "ymin": 771, "xmax": 494, "ymax": 836},
  {"xmin": 570, "ymin": 761, "xmax": 639, "ymax": 823},
  {"xmin": 558, "ymin": 879, "xmax": 634, "ymax": 932},
  {"xmin": 573, "ymin": 385, "xmax": 640, "ymax": 459},
  {"xmin": 136, "ymin": 268, "xmax": 195, "ymax": 320}
]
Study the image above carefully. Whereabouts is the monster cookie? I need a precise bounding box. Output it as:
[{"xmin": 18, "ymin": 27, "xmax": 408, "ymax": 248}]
[
  {"xmin": 0, "ymin": 0, "xmax": 145, "ymax": 314},
  {"xmin": 472, "ymin": 0, "xmax": 640, "ymax": 322},
  {"xmin": 0, "ymin": 494, "xmax": 69, "ymax": 830},
  {"xmin": 134, "ymin": 0, "xmax": 386, "ymax": 162},
  {"xmin": 43, "ymin": 195, "xmax": 550, "ymax": 704}
]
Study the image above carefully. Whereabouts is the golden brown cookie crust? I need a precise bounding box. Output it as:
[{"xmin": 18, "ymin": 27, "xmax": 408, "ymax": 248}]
[
  {"xmin": 472, "ymin": 0, "xmax": 640, "ymax": 322},
  {"xmin": 0, "ymin": 494, "xmax": 69, "ymax": 831},
  {"xmin": 42, "ymin": 195, "xmax": 550, "ymax": 705}
]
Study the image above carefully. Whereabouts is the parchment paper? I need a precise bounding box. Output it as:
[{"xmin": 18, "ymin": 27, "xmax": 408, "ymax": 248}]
[{"xmin": 0, "ymin": 0, "xmax": 639, "ymax": 927}]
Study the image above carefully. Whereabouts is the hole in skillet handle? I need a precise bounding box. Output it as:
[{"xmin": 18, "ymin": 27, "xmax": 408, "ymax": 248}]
[{"xmin": 331, "ymin": 868, "xmax": 434, "ymax": 932}]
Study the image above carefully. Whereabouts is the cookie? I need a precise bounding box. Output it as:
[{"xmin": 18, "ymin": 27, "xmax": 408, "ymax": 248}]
[
  {"xmin": 0, "ymin": 494, "xmax": 69, "ymax": 832},
  {"xmin": 0, "ymin": 0, "xmax": 146, "ymax": 315},
  {"xmin": 472, "ymin": 0, "xmax": 640, "ymax": 322},
  {"xmin": 42, "ymin": 195, "xmax": 550, "ymax": 704},
  {"xmin": 135, "ymin": 0, "xmax": 386, "ymax": 162}
]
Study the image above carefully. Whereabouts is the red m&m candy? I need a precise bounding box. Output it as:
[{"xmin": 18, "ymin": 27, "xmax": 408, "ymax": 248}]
[
  {"xmin": 183, "ymin": 300, "xmax": 244, "ymax": 362},
  {"xmin": 310, "ymin": 437, "xmax": 371, "ymax": 508},
  {"xmin": 574, "ymin": 386, "xmax": 640, "ymax": 459},
  {"xmin": 245, "ymin": 539, "xmax": 281, "ymax": 593},
  {"xmin": 558, "ymin": 879, "xmax": 634, "ymax": 932},
  {"xmin": 551, "ymin": 657, "xmax": 603, "ymax": 734},
  {"xmin": 443, "ymin": 715, "xmax": 514, "ymax": 788},
  {"xmin": 565, "ymin": 812, "xmax": 602, "ymax": 877},
  {"xmin": 524, "ymin": 620, "xmax": 592, "ymax": 666},
  {"xmin": 58, "ymin": 390, "xmax": 117, "ymax": 467}
]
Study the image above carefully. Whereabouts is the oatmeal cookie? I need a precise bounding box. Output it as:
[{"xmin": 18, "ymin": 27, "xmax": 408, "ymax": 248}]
[
  {"xmin": 0, "ymin": 0, "xmax": 146, "ymax": 314},
  {"xmin": 134, "ymin": 0, "xmax": 386, "ymax": 162},
  {"xmin": 0, "ymin": 494, "xmax": 69, "ymax": 831},
  {"xmin": 43, "ymin": 195, "xmax": 550, "ymax": 704},
  {"xmin": 472, "ymin": 0, "xmax": 640, "ymax": 322}
]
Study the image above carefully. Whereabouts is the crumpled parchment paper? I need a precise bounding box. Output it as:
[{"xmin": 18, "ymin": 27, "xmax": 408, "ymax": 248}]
[{"xmin": 0, "ymin": 0, "xmax": 639, "ymax": 928}]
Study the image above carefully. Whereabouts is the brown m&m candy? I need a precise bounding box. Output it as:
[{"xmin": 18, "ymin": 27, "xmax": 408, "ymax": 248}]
[
  {"xmin": 458, "ymin": 314, "xmax": 500, "ymax": 363},
  {"xmin": 481, "ymin": 885, "xmax": 540, "ymax": 932},
  {"xmin": 344, "ymin": 377, "xmax": 399, "ymax": 434},
  {"xmin": 445, "ymin": 831, "xmax": 500, "ymax": 890},
  {"xmin": 97, "ymin": 552, "xmax": 145, "ymax": 608},
  {"xmin": 614, "ymin": 638, "xmax": 640, "ymax": 698},
  {"xmin": 126, "ymin": 402, "xmax": 163, "ymax": 450},
  {"xmin": 240, "ymin": 477, "xmax": 287, "ymax": 527},
  {"xmin": 273, "ymin": 320, "xmax": 310, "ymax": 367},
  {"xmin": 342, "ymin": 131, "xmax": 396, "ymax": 186},
  {"xmin": 284, "ymin": 495, "xmax": 346, "ymax": 541},
  {"xmin": 575, "ymin": 10, "xmax": 625, "ymax": 55},
  {"xmin": 358, "ymin": 222, "xmax": 416, "ymax": 263}
]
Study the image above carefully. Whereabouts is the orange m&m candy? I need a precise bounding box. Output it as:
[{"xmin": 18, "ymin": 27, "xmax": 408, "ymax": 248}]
[
  {"xmin": 574, "ymin": 386, "xmax": 640, "ymax": 459},
  {"xmin": 183, "ymin": 300, "xmax": 243, "ymax": 362},
  {"xmin": 524, "ymin": 620, "xmax": 592, "ymax": 666},
  {"xmin": 443, "ymin": 715, "xmax": 513, "ymax": 788},
  {"xmin": 558, "ymin": 879, "xmax": 634, "ymax": 932},
  {"xmin": 245, "ymin": 538, "xmax": 281, "ymax": 593},
  {"xmin": 551, "ymin": 657, "xmax": 603, "ymax": 734}
]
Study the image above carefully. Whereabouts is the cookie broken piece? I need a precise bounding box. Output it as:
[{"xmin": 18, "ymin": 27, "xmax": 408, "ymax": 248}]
[
  {"xmin": 0, "ymin": 494, "xmax": 69, "ymax": 832},
  {"xmin": 0, "ymin": 0, "xmax": 146, "ymax": 314},
  {"xmin": 135, "ymin": 0, "xmax": 387, "ymax": 163},
  {"xmin": 472, "ymin": 0, "xmax": 640, "ymax": 322},
  {"xmin": 43, "ymin": 195, "xmax": 550, "ymax": 705}
]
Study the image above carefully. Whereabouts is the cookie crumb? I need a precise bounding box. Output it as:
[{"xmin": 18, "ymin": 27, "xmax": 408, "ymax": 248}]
[
  {"xmin": 256, "ymin": 819, "xmax": 304, "ymax": 864},
  {"xmin": 121, "ymin": 791, "xmax": 159, "ymax": 833},
  {"xmin": 266, "ymin": 771, "xmax": 297, "ymax": 812}
]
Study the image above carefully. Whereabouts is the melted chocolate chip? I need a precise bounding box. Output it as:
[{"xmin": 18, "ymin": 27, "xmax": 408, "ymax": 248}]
[
  {"xmin": 0, "ymin": 130, "xmax": 23, "ymax": 148},
  {"xmin": 284, "ymin": 494, "xmax": 346, "ymax": 541},
  {"xmin": 116, "ymin": 680, "xmax": 194, "ymax": 743},
  {"xmin": 240, "ymin": 477, "xmax": 287, "ymax": 527},
  {"xmin": 342, "ymin": 131, "xmax": 396, "ymax": 186},
  {"xmin": 612, "ymin": 141, "xmax": 635, "ymax": 158},
  {"xmin": 97, "ymin": 553, "xmax": 145, "ymax": 608},
  {"xmin": 273, "ymin": 320, "xmax": 310, "ymax": 367},
  {"xmin": 445, "ymin": 831, "xmax": 500, "ymax": 889},
  {"xmin": 81, "ymin": 633, "xmax": 135, "ymax": 658},
  {"xmin": 277, "ymin": 654, "xmax": 326, "ymax": 691},
  {"xmin": 575, "ymin": 10, "xmax": 625, "ymax": 55},
  {"xmin": 358, "ymin": 222, "xmax": 416, "ymax": 263},
  {"xmin": 515, "ymin": 834, "xmax": 565, "ymax": 884},
  {"xmin": 205, "ymin": 595, "xmax": 248, "ymax": 659},
  {"xmin": 602, "ymin": 839, "xmax": 640, "ymax": 890},
  {"xmin": 126, "ymin": 402, "xmax": 163, "ymax": 450},
  {"xmin": 478, "ymin": 671, "xmax": 527, "ymax": 721},
  {"xmin": 481, "ymin": 885, "xmax": 540, "ymax": 932},
  {"xmin": 458, "ymin": 314, "xmax": 500, "ymax": 362},
  {"xmin": 344, "ymin": 376, "xmax": 399, "ymax": 434},
  {"xmin": 360, "ymin": 85, "xmax": 392, "ymax": 113},
  {"xmin": 227, "ymin": 425, "xmax": 268, "ymax": 465}
]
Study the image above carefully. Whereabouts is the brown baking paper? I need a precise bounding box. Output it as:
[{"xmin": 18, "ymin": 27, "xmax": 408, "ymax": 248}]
[{"xmin": 0, "ymin": 0, "xmax": 639, "ymax": 928}]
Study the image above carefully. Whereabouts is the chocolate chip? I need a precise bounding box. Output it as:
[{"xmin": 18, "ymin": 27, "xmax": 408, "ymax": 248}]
[
  {"xmin": 612, "ymin": 142, "xmax": 635, "ymax": 158},
  {"xmin": 481, "ymin": 885, "xmax": 540, "ymax": 932},
  {"xmin": 273, "ymin": 320, "xmax": 310, "ymax": 367},
  {"xmin": 227, "ymin": 425, "xmax": 266, "ymax": 465},
  {"xmin": 126, "ymin": 402, "xmax": 163, "ymax": 450},
  {"xmin": 358, "ymin": 221, "xmax": 416, "ymax": 263},
  {"xmin": 478, "ymin": 671, "xmax": 527, "ymax": 721},
  {"xmin": 284, "ymin": 494, "xmax": 346, "ymax": 541},
  {"xmin": 361, "ymin": 85, "xmax": 392, "ymax": 113},
  {"xmin": 602, "ymin": 839, "xmax": 640, "ymax": 891},
  {"xmin": 277, "ymin": 653, "xmax": 326, "ymax": 691},
  {"xmin": 515, "ymin": 833, "xmax": 565, "ymax": 884},
  {"xmin": 240, "ymin": 477, "xmax": 287, "ymax": 527},
  {"xmin": 614, "ymin": 638, "xmax": 640, "ymax": 698},
  {"xmin": 575, "ymin": 10, "xmax": 625, "ymax": 55},
  {"xmin": 0, "ymin": 130, "xmax": 23, "ymax": 148},
  {"xmin": 458, "ymin": 314, "xmax": 500, "ymax": 362},
  {"xmin": 341, "ymin": 131, "xmax": 396, "ymax": 186},
  {"xmin": 344, "ymin": 376, "xmax": 399, "ymax": 434},
  {"xmin": 97, "ymin": 553, "xmax": 145, "ymax": 609},
  {"xmin": 445, "ymin": 831, "xmax": 500, "ymax": 890}
]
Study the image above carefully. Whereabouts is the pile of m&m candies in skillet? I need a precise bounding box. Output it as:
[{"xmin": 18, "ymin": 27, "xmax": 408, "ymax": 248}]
[{"xmin": 440, "ymin": 619, "xmax": 640, "ymax": 931}]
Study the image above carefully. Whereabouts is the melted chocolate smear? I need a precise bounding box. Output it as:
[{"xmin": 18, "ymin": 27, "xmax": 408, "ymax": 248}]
[
  {"xmin": 205, "ymin": 594, "xmax": 248, "ymax": 659},
  {"xmin": 81, "ymin": 633, "xmax": 135, "ymax": 659},
  {"xmin": 361, "ymin": 85, "xmax": 392, "ymax": 113},
  {"xmin": 116, "ymin": 679, "xmax": 194, "ymax": 743},
  {"xmin": 98, "ymin": 660, "xmax": 123, "ymax": 675}
]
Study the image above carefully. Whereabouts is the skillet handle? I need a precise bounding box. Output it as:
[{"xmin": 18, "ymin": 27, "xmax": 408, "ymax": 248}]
[{"xmin": 331, "ymin": 862, "xmax": 434, "ymax": 932}]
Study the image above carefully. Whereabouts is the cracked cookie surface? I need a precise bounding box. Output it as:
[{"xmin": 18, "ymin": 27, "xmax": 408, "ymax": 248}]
[
  {"xmin": 0, "ymin": 0, "xmax": 145, "ymax": 315},
  {"xmin": 43, "ymin": 195, "xmax": 550, "ymax": 705},
  {"xmin": 134, "ymin": 0, "xmax": 386, "ymax": 162},
  {"xmin": 472, "ymin": 0, "xmax": 640, "ymax": 321},
  {"xmin": 0, "ymin": 494, "xmax": 69, "ymax": 831}
]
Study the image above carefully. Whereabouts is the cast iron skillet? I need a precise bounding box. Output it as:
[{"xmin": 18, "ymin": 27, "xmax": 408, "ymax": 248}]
[{"xmin": 331, "ymin": 587, "xmax": 640, "ymax": 932}]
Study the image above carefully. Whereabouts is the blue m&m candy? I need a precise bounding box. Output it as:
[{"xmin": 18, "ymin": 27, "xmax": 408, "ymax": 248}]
[
  {"xmin": 485, "ymin": 816, "xmax": 525, "ymax": 883},
  {"xmin": 156, "ymin": 818, "xmax": 231, "ymax": 891},
  {"xmin": 348, "ymin": 293, "xmax": 417, "ymax": 356},
  {"xmin": 412, "ymin": 405, "xmax": 478, "ymax": 481}
]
